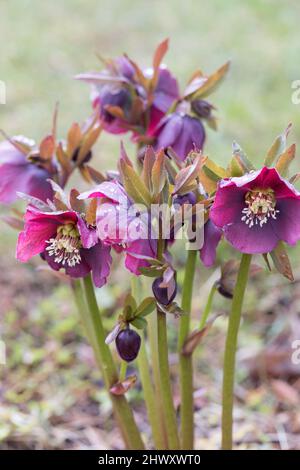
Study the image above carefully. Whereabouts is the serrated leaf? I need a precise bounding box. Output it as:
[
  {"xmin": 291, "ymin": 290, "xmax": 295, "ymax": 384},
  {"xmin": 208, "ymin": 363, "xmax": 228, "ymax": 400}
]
[
  {"xmin": 119, "ymin": 159, "xmax": 152, "ymax": 206},
  {"xmin": 184, "ymin": 61, "xmax": 230, "ymax": 100},
  {"xmin": 264, "ymin": 123, "xmax": 292, "ymax": 167},
  {"xmin": 39, "ymin": 135, "xmax": 55, "ymax": 160},
  {"xmin": 77, "ymin": 125, "xmax": 102, "ymax": 165},
  {"xmin": 275, "ymin": 143, "xmax": 295, "ymax": 177},
  {"xmin": 67, "ymin": 122, "xmax": 82, "ymax": 156},
  {"xmin": 142, "ymin": 146, "xmax": 156, "ymax": 191},
  {"xmin": 231, "ymin": 141, "xmax": 255, "ymax": 173},
  {"xmin": 270, "ymin": 241, "xmax": 294, "ymax": 282},
  {"xmin": 151, "ymin": 150, "xmax": 166, "ymax": 196},
  {"xmin": 173, "ymin": 155, "xmax": 203, "ymax": 195}
]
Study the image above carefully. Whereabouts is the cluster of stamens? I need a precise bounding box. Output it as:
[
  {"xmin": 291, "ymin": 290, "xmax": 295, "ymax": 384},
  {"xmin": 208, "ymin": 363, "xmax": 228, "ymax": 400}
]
[
  {"xmin": 46, "ymin": 223, "xmax": 82, "ymax": 267},
  {"xmin": 241, "ymin": 188, "xmax": 279, "ymax": 228}
]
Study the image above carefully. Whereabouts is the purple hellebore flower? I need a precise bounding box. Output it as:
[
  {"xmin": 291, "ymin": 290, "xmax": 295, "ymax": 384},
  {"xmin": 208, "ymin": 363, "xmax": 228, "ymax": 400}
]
[
  {"xmin": 78, "ymin": 180, "xmax": 157, "ymax": 275},
  {"xmin": 0, "ymin": 140, "xmax": 54, "ymax": 204},
  {"xmin": 210, "ymin": 166, "xmax": 300, "ymax": 254},
  {"xmin": 16, "ymin": 207, "xmax": 112, "ymax": 287},
  {"xmin": 152, "ymin": 112, "xmax": 205, "ymax": 161},
  {"xmin": 200, "ymin": 219, "xmax": 222, "ymax": 267}
]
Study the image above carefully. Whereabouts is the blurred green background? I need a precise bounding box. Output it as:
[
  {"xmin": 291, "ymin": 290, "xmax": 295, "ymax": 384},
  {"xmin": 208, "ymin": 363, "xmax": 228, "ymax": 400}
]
[{"xmin": 1, "ymin": 0, "xmax": 300, "ymax": 449}]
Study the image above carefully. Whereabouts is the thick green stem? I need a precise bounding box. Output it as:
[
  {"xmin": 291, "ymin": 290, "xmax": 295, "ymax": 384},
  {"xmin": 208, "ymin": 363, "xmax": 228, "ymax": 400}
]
[
  {"xmin": 119, "ymin": 361, "xmax": 128, "ymax": 382},
  {"xmin": 148, "ymin": 311, "xmax": 168, "ymax": 447},
  {"xmin": 221, "ymin": 254, "xmax": 252, "ymax": 450},
  {"xmin": 178, "ymin": 249, "xmax": 197, "ymax": 449},
  {"xmin": 75, "ymin": 275, "xmax": 144, "ymax": 450},
  {"xmin": 157, "ymin": 309, "xmax": 180, "ymax": 449},
  {"xmin": 131, "ymin": 277, "xmax": 166, "ymax": 449},
  {"xmin": 155, "ymin": 227, "xmax": 180, "ymax": 449}
]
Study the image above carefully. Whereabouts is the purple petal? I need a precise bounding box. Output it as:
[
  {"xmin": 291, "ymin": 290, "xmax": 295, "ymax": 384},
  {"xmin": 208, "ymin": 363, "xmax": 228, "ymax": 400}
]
[
  {"xmin": 224, "ymin": 220, "xmax": 279, "ymax": 254},
  {"xmin": 200, "ymin": 220, "xmax": 222, "ymax": 267},
  {"xmin": 82, "ymin": 242, "xmax": 112, "ymax": 287},
  {"xmin": 77, "ymin": 217, "xmax": 98, "ymax": 249},
  {"xmin": 153, "ymin": 68, "xmax": 179, "ymax": 112},
  {"xmin": 125, "ymin": 239, "xmax": 156, "ymax": 275},
  {"xmin": 210, "ymin": 184, "xmax": 247, "ymax": 228},
  {"xmin": 273, "ymin": 198, "xmax": 300, "ymax": 246}
]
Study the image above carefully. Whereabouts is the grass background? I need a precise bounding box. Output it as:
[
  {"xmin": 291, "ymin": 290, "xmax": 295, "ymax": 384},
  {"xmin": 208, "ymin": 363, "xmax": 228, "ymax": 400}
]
[{"xmin": 1, "ymin": 0, "xmax": 300, "ymax": 449}]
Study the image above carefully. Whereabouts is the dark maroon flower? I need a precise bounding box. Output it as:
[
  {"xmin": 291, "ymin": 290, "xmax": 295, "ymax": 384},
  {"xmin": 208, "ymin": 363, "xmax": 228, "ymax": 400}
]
[
  {"xmin": 210, "ymin": 167, "xmax": 300, "ymax": 254},
  {"xmin": 152, "ymin": 276, "xmax": 177, "ymax": 306},
  {"xmin": 116, "ymin": 328, "xmax": 141, "ymax": 362},
  {"xmin": 0, "ymin": 139, "xmax": 54, "ymax": 204},
  {"xmin": 16, "ymin": 207, "xmax": 112, "ymax": 287},
  {"xmin": 153, "ymin": 112, "xmax": 205, "ymax": 161}
]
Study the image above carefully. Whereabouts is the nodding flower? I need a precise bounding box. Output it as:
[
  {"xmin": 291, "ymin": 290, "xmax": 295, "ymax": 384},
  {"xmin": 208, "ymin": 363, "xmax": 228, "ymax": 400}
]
[{"xmin": 16, "ymin": 206, "xmax": 112, "ymax": 287}]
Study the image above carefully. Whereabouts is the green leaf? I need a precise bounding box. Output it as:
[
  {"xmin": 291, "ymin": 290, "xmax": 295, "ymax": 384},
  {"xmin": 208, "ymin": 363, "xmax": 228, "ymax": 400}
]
[
  {"xmin": 131, "ymin": 317, "xmax": 148, "ymax": 330},
  {"xmin": 119, "ymin": 159, "xmax": 152, "ymax": 206},
  {"xmin": 275, "ymin": 144, "xmax": 295, "ymax": 177},
  {"xmin": 135, "ymin": 297, "xmax": 156, "ymax": 318},
  {"xmin": 264, "ymin": 123, "xmax": 292, "ymax": 167}
]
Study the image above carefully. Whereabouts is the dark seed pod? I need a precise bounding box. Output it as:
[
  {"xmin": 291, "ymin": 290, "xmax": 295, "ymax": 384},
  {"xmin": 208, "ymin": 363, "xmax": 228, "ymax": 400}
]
[
  {"xmin": 217, "ymin": 283, "xmax": 233, "ymax": 299},
  {"xmin": 191, "ymin": 99, "xmax": 213, "ymax": 119},
  {"xmin": 72, "ymin": 147, "xmax": 92, "ymax": 164},
  {"xmin": 115, "ymin": 328, "xmax": 141, "ymax": 362},
  {"xmin": 152, "ymin": 276, "xmax": 177, "ymax": 306},
  {"xmin": 172, "ymin": 192, "xmax": 196, "ymax": 207}
]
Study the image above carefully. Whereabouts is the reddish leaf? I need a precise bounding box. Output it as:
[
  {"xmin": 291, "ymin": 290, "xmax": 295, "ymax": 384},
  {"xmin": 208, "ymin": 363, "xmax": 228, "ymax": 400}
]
[{"xmin": 110, "ymin": 375, "xmax": 137, "ymax": 396}]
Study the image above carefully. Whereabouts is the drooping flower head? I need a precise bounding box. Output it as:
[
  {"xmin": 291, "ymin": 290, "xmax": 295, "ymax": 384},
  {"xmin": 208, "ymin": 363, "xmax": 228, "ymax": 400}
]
[
  {"xmin": 210, "ymin": 167, "xmax": 300, "ymax": 254},
  {"xmin": 150, "ymin": 61, "xmax": 230, "ymax": 160},
  {"xmin": 16, "ymin": 187, "xmax": 112, "ymax": 287},
  {"xmin": 76, "ymin": 40, "xmax": 179, "ymax": 137},
  {"xmin": 0, "ymin": 137, "xmax": 55, "ymax": 204}
]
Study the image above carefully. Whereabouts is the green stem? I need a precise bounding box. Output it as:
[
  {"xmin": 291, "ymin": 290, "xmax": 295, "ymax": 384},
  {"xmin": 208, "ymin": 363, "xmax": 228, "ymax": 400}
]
[
  {"xmin": 157, "ymin": 309, "xmax": 180, "ymax": 449},
  {"xmin": 177, "ymin": 249, "xmax": 197, "ymax": 449},
  {"xmin": 221, "ymin": 253, "xmax": 252, "ymax": 450},
  {"xmin": 119, "ymin": 361, "xmax": 127, "ymax": 381},
  {"xmin": 199, "ymin": 282, "xmax": 217, "ymax": 330},
  {"xmin": 155, "ymin": 226, "xmax": 180, "ymax": 449},
  {"xmin": 77, "ymin": 275, "xmax": 144, "ymax": 450},
  {"xmin": 148, "ymin": 311, "xmax": 168, "ymax": 447},
  {"xmin": 131, "ymin": 277, "xmax": 166, "ymax": 449}
]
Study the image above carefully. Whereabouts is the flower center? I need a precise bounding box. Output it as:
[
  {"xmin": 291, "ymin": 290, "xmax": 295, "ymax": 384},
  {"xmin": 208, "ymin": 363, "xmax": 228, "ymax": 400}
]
[
  {"xmin": 241, "ymin": 188, "xmax": 279, "ymax": 228},
  {"xmin": 45, "ymin": 223, "xmax": 82, "ymax": 267}
]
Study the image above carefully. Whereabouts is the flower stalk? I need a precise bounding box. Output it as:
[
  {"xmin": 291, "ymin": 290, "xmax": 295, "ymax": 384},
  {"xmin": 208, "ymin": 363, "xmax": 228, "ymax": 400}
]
[
  {"xmin": 221, "ymin": 253, "xmax": 252, "ymax": 450},
  {"xmin": 74, "ymin": 275, "xmax": 144, "ymax": 450},
  {"xmin": 178, "ymin": 249, "xmax": 197, "ymax": 449}
]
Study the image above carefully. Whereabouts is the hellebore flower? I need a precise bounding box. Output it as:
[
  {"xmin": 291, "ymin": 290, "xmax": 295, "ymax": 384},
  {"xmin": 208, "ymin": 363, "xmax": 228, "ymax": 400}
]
[
  {"xmin": 78, "ymin": 180, "xmax": 156, "ymax": 275},
  {"xmin": 210, "ymin": 167, "xmax": 300, "ymax": 254},
  {"xmin": 16, "ymin": 207, "xmax": 112, "ymax": 287},
  {"xmin": 152, "ymin": 276, "xmax": 177, "ymax": 306},
  {"xmin": 152, "ymin": 111, "xmax": 205, "ymax": 161},
  {"xmin": 0, "ymin": 139, "xmax": 54, "ymax": 204},
  {"xmin": 200, "ymin": 219, "xmax": 222, "ymax": 267}
]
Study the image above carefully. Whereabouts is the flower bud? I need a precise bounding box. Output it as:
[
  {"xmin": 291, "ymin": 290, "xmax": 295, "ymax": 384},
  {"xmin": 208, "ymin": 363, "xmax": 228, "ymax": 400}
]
[
  {"xmin": 217, "ymin": 283, "xmax": 233, "ymax": 299},
  {"xmin": 115, "ymin": 328, "xmax": 141, "ymax": 362},
  {"xmin": 172, "ymin": 192, "xmax": 196, "ymax": 206},
  {"xmin": 191, "ymin": 99, "xmax": 213, "ymax": 119},
  {"xmin": 152, "ymin": 276, "xmax": 177, "ymax": 306}
]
